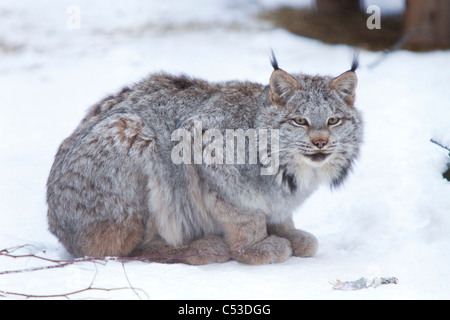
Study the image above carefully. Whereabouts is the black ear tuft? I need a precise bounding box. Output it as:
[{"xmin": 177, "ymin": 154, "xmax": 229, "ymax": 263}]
[
  {"xmin": 350, "ymin": 51, "xmax": 360, "ymax": 72},
  {"xmin": 270, "ymin": 49, "xmax": 279, "ymax": 70}
]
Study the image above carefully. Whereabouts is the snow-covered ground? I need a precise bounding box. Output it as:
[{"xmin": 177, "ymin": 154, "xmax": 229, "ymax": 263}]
[{"xmin": 1, "ymin": 0, "xmax": 449, "ymax": 299}]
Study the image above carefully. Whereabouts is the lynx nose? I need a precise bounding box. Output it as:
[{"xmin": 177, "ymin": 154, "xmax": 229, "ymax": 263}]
[{"xmin": 311, "ymin": 138, "xmax": 328, "ymax": 149}]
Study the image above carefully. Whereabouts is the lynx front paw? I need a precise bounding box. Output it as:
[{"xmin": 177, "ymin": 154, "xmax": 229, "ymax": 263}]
[
  {"xmin": 287, "ymin": 230, "xmax": 318, "ymax": 257},
  {"xmin": 232, "ymin": 235, "xmax": 292, "ymax": 265}
]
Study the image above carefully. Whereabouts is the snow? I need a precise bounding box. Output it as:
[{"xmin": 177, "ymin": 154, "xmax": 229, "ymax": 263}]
[{"xmin": 0, "ymin": 0, "xmax": 449, "ymax": 300}]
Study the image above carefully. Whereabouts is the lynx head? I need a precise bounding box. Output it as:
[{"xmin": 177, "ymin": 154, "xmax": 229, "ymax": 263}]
[{"xmin": 263, "ymin": 52, "xmax": 363, "ymax": 189}]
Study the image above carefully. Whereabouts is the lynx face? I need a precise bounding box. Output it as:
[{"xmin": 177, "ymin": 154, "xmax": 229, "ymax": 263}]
[{"xmin": 267, "ymin": 56, "xmax": 363, "ymax": 187}]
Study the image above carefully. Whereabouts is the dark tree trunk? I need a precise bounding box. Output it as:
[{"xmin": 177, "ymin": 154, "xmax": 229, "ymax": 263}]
[
  {"xmin": 316, "ymin": 0, "xmax": 361, "ymax": 14},
  {"xmin": 403, "ymin": 0, "xmax": 450, "ymax": 50}
]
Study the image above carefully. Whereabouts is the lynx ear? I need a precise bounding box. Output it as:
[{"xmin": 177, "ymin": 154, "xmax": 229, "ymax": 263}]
[
  {"xmin": 330, "ymin": 71, "xmax": 358, "ymax": 105},
  {"xmin": 269, "ymin": 69, "xmax": 301, "ymax": 105}
]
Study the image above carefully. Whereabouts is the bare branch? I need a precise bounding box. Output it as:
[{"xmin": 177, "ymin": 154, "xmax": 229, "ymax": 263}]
[
  {"xmin": 431, "ymin": 138, "xmax": 450, "ymax": 153},
  {"xmin": 121, "ymin": 262, "xmax": 148, "ymax": 300},
  {"xmin": 0, "ymin": 286, "xmax": 145, "ymax": 300},
  {"xmin": 0, "ymin": 244, "xmax": 148, "ymax": 299}
]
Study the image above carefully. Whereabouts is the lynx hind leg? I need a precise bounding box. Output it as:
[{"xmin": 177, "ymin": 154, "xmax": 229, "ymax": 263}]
[
  {"xmin": 75, "ymin": 219, "xmax": 145, "ymax": 258},
  {"xmin": 47, "ymin": 112, "xmax": 155, "ymax": 258},
  {"xmin": 132, "ymin": 235, "xmax": 231, "ymax": 265},
  {"xmin": 268, "ymin": 219, "xmax": 319, "ymax": 258}
]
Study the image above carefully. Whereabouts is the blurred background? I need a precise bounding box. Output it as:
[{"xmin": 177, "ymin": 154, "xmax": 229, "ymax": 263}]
[
  {"xmin": 263, "ymin": 0, "xmax": 450, "ymax": 51},
  {"xmin": 1, "ymin": 0, "xmax": 449, "ymax": 55}
]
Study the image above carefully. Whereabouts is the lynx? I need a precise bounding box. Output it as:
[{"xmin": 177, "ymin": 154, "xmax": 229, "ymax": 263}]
[{"xmin": 47, "ymin": 52, "xmax": 363, "ymax": 265}]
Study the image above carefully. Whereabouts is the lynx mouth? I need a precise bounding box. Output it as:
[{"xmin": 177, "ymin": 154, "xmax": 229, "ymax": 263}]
[{"xmin": 305, "ymin": 152, "xmax": 330, "ymax": 162}]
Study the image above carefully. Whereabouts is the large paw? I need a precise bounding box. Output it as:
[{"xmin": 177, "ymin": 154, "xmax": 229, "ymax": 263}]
[
  {"xmin": 286, "ymin": 230, "xmax": 318, "ymax": 257},
  {"xmin": 232, "ymin": 235, "xmax": 292, "ymax": 265},
  {"xmin": 183, "ymin": 235, "xmax": 231, "ymax": 265}
]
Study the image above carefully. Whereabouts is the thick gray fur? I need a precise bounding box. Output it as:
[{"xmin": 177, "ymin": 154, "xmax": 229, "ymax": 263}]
[{"xmin": 47, "ymin": 53, "xmax": 363, "ymax": 265}]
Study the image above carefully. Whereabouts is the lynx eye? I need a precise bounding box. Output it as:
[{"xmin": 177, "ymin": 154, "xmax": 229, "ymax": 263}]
[
  {"xmin": 293, "ymin": 117, "xmax": 309, "ymax": 126},
  {"xmin": 327, "ymin": 116, "xmax": 341, "ymax": 126}
]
